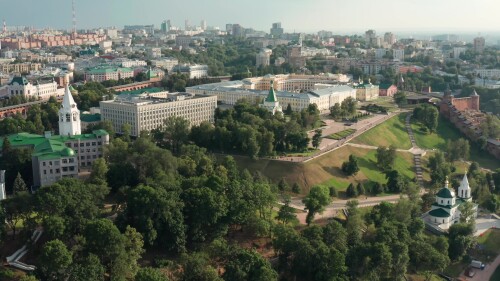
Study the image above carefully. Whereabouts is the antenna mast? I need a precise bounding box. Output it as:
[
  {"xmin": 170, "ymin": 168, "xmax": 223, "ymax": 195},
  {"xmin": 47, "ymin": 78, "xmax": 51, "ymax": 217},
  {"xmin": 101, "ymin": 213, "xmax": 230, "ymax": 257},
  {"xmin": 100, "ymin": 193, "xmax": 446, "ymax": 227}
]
[
  {"xmin": 2, "ymin": 19, "xmax": 6, "ymax": 34},
  {"xmin": 72, "ymin": 0, "xmax": 77, "ymax": 37}
]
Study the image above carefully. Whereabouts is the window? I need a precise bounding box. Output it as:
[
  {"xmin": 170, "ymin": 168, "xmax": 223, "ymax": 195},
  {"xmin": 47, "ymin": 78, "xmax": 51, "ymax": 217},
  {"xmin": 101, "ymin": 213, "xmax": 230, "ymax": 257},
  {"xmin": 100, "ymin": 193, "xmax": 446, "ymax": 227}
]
[
  {"xmin": 42, "ymin": 162, "xmax": 46, "ymax": 166},
  {"xmin": 69, "ymin": 158, "xmax": 74, "ymax": 163},
  {"xmin": 56, "ymin": 169, "xmax": 60, "ymax": 173},
  {"xmin": 81, "ymin": 156, "xmax": 85, "ymax": 160},
  {"xmin": 43, "ymin": 170, "xmax": 47, "ymax": 175},
  {"xmin": 80, "ymin": 143, "xmax": 84, "ymax": 147},
  {"xmin": 86, "ymin": 143, "xmax": 90, "ymax": 147}
]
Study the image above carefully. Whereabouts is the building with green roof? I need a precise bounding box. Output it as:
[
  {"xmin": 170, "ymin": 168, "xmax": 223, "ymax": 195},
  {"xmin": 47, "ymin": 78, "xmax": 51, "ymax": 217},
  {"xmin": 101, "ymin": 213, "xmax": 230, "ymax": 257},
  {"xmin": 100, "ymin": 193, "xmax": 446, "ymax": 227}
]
[
  {"xmin": 424, "ymin": 175, "xmax": 477, "ymax": 231},
  {"xmin": 84, "ymin": 66, "xmax": 134, "ymax": 82},
  {"xmin": 259, "ymin": 81, "xmax": 282, "ymax": 115},
  {"xmin": 1, "ymin": 129, "xmax": 109, "ymax": 188}
]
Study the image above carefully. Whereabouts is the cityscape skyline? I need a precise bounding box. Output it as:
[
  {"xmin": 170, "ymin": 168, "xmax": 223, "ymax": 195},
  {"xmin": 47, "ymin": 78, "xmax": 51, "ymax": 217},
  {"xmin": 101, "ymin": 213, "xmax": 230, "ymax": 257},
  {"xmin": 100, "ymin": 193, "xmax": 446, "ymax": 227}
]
[{"xmin": 2, "ymin": 0, "xmax": 500, "ymax": 35}]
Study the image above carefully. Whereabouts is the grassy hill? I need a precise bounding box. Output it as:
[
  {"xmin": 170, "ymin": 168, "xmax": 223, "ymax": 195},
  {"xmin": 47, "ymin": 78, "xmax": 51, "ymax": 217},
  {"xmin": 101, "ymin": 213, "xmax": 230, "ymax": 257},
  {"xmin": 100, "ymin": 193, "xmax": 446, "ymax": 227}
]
[
  {"xmin": 229, "ymin": 145, "xmax": 416, "ymax": 194},
  {"xmin": 351, "ymin": 113, "xmax": 412, "ymax": 149},
  {"xmin": 412, "ymin": 116, "xmax": 499, "ymax": 170}
]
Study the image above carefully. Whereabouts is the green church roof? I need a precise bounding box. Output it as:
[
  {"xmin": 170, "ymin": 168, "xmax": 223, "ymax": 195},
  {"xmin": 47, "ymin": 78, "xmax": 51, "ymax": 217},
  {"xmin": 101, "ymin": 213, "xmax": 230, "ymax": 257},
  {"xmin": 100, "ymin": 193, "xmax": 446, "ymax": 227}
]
[
  {"xmin": 436, "ymin": 188, "xmax": 454, "ymax": 199},
  {"xmin": 266, "ymin": 81, "xmax": 277, "ymax": 102},
  {"xmin": 8, "ymin": 76, "xmax": 29, "ymax": 86},
  {"xmin": 429, "ymin": 208, "xmax": 451, "ymax": 218}
]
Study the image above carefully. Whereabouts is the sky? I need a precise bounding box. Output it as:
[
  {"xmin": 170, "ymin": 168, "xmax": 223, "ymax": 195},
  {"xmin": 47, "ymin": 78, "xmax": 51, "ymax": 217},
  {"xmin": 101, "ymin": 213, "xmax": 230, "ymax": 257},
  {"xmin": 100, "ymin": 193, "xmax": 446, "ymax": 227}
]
[{"xmin": 1, "ymin": 0, "xmax": 500, "ymax": 35}]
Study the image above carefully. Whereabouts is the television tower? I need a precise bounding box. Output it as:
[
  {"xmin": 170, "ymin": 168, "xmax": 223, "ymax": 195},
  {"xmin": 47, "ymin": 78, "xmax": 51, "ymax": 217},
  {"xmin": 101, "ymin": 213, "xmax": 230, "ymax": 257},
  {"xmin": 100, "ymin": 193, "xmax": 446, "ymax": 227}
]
[
  {"xmin": 2, "ymin": 19, "xmax": 6, "ymax": 34},
  {"xmin": 72, "ymin": 0, "xmax": 77, "ymax": 38}
]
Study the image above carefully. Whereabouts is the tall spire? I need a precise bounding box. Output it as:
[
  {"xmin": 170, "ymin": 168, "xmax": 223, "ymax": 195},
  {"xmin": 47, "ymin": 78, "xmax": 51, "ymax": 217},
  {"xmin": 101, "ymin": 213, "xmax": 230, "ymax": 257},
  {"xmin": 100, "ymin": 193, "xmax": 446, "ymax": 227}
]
[{"xmin": 59, "ymin": 84, "xmax": 81, "ymax": 136}]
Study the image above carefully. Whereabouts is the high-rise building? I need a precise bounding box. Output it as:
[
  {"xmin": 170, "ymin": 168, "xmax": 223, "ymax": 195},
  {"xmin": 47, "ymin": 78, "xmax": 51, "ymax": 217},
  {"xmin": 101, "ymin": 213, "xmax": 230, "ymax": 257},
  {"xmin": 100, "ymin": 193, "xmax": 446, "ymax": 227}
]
[
  {"xmin": 270, "ymin": 22, "xmax": 284, "ymax": 38},
  {"xmin": 473, "ymin": 37, "xmax": 485, "ymax": 53},
  {"xmin": 185, "ymin": 19, "xmax": 190, "ymax": 31},
  {"xmin": 59, "ymin": 85, "xmax": 81, "ymax": 136},
  {"xmin": 201, "ymin": 20, "xmax": 207, "ymax": 30},
  {"xmin": 161, "ymin": 21, "xmax": 167, "ymax": 33},
  {"xmin": 393, "ymin": 49, "xmax": 405, "ymax": 62},
  {"xmin": 384, "ymin": 32, "xmax": 396, "ymax": 45}
]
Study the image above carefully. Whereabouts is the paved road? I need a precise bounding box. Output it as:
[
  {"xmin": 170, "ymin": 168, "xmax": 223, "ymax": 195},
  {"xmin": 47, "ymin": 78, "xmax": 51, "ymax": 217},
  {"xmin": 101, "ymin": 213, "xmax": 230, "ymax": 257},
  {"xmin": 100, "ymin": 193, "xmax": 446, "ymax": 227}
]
[
  {"xmin": 460, "ymin": 254, "xmax": 500, "ymax": 281},
  {"xmin": 283, "ymin": 194, "xmax": 403, "ymax": 224}
]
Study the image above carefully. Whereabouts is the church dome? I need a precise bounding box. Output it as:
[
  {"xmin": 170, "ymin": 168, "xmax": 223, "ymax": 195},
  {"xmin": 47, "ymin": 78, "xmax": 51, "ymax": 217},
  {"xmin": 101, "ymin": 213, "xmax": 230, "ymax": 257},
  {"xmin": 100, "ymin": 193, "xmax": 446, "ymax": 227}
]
[
  {"xmin": 436, "ymin": 187, "xmax": 454, "ymax": 199},
  {"xmin": 61, "ymin": 147, "xmax": 75, "ymax": 157}
]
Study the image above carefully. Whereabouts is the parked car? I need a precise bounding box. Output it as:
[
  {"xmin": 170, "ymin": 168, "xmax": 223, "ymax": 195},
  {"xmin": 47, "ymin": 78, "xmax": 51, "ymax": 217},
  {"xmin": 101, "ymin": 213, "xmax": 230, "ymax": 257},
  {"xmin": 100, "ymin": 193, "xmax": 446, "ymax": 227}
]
[
  {"xmin": 471, "ymin": 259, "xmax": 485, "ymax": 269},
  {"xmin": 465, "ymin": 267, "xmax": 476, "ymax": 277}
]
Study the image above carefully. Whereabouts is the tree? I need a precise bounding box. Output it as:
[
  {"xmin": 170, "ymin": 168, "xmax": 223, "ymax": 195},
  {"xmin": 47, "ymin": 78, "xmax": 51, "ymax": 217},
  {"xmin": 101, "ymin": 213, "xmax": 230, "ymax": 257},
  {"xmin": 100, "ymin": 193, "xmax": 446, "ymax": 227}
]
[
  {"xmin": 160, "ymin": 116, "xmax": 191, "ymax": 153},
  {"xmin": 292, "ymin": 183, "xmax": 301, "ymax": 194},
  {"xmin": 302, "ymin": 185, "xmax": 331, "ymax": 225},
  {"xmin": 376, "ymin": 146, "xmax": 396, "ymax": 171},
  {"xmin": 68, "ymin": 254, "xmax": 105, "ymax": 281},
  {"xmin": 394, "ymin": 92, "xmax": 407, "ymax": 106},
  {"xmin": 341, "ymin": 97, "xmax": 357, "ymax": 116},
  {"xmin": 346, "ymin": 200, "xmax": 363, "ymax": 246},
  {"xmin": 277, "ymin": 178, "xmax": 289, "ymax": 192},
  {"xmin": 427, "ymin": 151, "xmax": 453, "ymax": 185},
  {"xmin": 135, "ymin": 267, "xmax": 169, "ymax": 281},
  {"xmin": 448, "ymin": 223, "xmax": 474, "ymax": 261},
  {"xmin": 276, "ymin": 196, "xmax": 298, "ymax": 225},
  {"xmin": 88, "ymin": 158, "xmax": 109, "ymax": 187},
  {"xmin": 356, "ymin": 183, "xmax": 365, "ymax": 196},
  {"xmin": 121, "ymin": 123, "xmax": 131, "ymax": 142},
  {"xmin": 346, "ymin": 183, "xmax": 358, "ymax": 198},
  {"xmin": 13, "ymin": 172, "xmax": 28, "ymax": 194},
  {"xmin": 223, "ymin": 248, "xmax": 278, "ymax": 281},
  {"xmin": 37, "ymin": 239, "xmax": 73, "ymax": 281},
  {"xmin": 445, "ymin": 138, "xmax": 470, "ymax": 162},
  {"xmin": 329, "ymin": 103, "xmax": 342, "ymax": 119},
  {"xmin": 413, "ymin": 104, "xmax": 438, "ymax": 133},
  {"xmin": 181, "ymin": 252, "xmax": 222, "ymax": 281},
  {"xmin": 311, "ymin": 129, "xmax": 322, "ymax": 149},
  {"xmin": 285, "ymin": 103, "xmax": 293, "ymax": 115},
  {"xmin": 341, "ymin": 154, "xmax": 360, "ymax": 176},
  {"xmin": 458, "ymin": 201, "xmax": 475, "ymax": 226}
]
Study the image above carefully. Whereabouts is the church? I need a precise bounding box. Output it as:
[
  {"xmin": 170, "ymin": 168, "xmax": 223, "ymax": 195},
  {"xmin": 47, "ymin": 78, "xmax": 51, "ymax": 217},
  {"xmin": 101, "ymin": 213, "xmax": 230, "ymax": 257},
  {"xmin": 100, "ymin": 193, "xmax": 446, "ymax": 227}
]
[
  {"xmin": 259, "ymin": 80, "xmax": 283, "ymax": 115},
  {"xmin": 0, "ymin": 85, "xmax": 109, "ymax": 188},
  {"xmin": 424, "ymin": 174, "xmax": 478, "ymax": 231}
]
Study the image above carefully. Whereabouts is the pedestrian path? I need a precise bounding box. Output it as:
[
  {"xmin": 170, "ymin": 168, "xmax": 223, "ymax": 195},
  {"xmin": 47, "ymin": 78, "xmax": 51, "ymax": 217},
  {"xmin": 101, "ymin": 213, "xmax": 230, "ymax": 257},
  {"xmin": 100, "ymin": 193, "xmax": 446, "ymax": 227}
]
[{"xmin": 405, "ymin": 113, "xmax": 424, "ymax": 188}]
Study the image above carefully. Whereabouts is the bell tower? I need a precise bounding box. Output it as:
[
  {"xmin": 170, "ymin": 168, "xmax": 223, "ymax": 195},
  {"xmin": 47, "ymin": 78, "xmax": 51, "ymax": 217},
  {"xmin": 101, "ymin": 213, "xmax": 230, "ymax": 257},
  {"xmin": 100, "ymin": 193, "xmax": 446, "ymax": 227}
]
[{"xmin": 58, "ymin": 84, "xmax": 81, "ymax": 136}]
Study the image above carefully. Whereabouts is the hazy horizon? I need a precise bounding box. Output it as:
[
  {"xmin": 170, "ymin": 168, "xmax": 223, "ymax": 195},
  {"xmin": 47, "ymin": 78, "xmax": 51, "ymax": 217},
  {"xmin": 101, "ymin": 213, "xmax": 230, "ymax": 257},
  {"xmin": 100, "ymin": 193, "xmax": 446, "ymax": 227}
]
[{"xmin": 2, "ymin": 0, "xmax": 500, "ymax": 36}]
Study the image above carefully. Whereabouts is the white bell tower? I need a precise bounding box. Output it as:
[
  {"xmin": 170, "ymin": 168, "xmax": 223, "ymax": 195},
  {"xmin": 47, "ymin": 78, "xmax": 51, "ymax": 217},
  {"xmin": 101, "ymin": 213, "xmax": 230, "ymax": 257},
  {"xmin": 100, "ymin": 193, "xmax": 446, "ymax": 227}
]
[
  {"xmin": 458, "ymin": 173, "xmax": 472, "ymax": 201},
  {"xmin": 58, "ymin": 85, "xmax": 81, "ymax": 136}
]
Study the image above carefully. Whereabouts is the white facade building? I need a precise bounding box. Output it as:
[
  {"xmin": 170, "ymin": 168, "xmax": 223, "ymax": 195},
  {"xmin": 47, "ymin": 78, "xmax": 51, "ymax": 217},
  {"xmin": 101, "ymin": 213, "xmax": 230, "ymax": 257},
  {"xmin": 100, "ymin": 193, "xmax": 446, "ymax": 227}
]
[
  {"xmin": 424, "ymin": 175, "xmax": 477, "ymax": 231},
  {"xmin": 256, "ymin": 48, "xmax": 272, "ymax": 68},
  {"xmin": 7, "ymin": 76, "xmax": 62, "ymax": 100},
  {"xmin": 100, "ymin": 93, "xmax": 217, "ymax": 136},
  {"xmin": 171, "ymin": 64, "xmax": 208, "ymax": 79},
  {"xmin": 151, "ymin": 57, "xmax": 179, "ymax": 72},
  {"xmin": 473, "ymin": 69, "xmax": 500, "ymax": 79},
  {"xmin": 59, "ymin": 85, "xmax": 81, "ymax": 136}
]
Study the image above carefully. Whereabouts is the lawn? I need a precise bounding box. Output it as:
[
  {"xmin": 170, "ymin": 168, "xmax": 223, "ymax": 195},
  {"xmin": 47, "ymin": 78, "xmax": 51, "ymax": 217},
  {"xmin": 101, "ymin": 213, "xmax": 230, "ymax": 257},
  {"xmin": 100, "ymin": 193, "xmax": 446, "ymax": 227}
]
[
  {"xmin": 490, "ymin": 265, "xmax": 500, "ymax": 281},
  {"xmin": 477, "ymin": 229, "xmax": 500, "ymax": 254},
  {"xmin": 326, "ymin": 129, "xmax": 357, "ymax": 140},
  {"xmin": 351, "ymin": 113, "xmax": 412, "ymax": 149},
  {"xmin": 412, "ymin": 116, "xmax": 499, "ymax": 170},
  {"xmin": 228, "ymin": 145, "xmax": 417, "ymax": 194}
]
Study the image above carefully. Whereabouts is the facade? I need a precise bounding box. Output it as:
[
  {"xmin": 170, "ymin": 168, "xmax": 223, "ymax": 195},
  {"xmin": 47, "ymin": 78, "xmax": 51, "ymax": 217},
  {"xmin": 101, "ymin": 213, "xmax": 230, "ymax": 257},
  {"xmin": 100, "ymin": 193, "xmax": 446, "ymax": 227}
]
[
  {"xmin": 256, "ymin": 48, "xmax": 272, "ymax": 68},
  {"xmin": 7, "ymin": 76, "xmax": 62, "ymax": 100},
  {"xmin": 270, "ymin": 22, "xmax": 284, "ymax": 38},
  {"xmin": 0, "ymin": 170, "xmax": 5, "ymax": 201},
  {"xmin": 473, "ymin": 37, "xmax": 485, "ymax": 53},
  {"xmin": 84, "ymin": 67, "xmax": 134, "ymax": 82},
  {"xmin": 354, "ymin": 83, "xmax": 379, "ymax": 101},
  {"xmin": 260, "ymin": 81, "xmax": 282, "ymax": 115},
  {"xmin": 440, "ymin": 87, "xmax": 480, "ymax": 117},
  {"xmin": 393, "ymin": 49, "xmax": 405, "ymax": 62},
  {"xmin": 0, "ymin": 63, "xmax": 42, "ymax": 74},
  {"xmin": 424, "ymin": 176, "xmax": 477, "ymax": 231},
  {"xmin": 379, "ymin": 84, "xmax": 397, "ymax": 97},
  {"xmin": 473, "ymin": 69, "xmax": 500, "ymax": 79},
  {"xmin": 59, "ymin": 85, "xmax": 81, "ymax": 136},
  {"xmin": 171, "ymin": 64, "xmax": 208, "ymax": 79},
  {"xmin": 186, "ymin": 77, "xmax": 357, "ymax": 112},
  {"xmin": 100, "ymin": 93, "xmax": 217, "ymax": 136},
  {"xmin": 151, "ymin": 58, "xmax": 179, "ymax": 72}
]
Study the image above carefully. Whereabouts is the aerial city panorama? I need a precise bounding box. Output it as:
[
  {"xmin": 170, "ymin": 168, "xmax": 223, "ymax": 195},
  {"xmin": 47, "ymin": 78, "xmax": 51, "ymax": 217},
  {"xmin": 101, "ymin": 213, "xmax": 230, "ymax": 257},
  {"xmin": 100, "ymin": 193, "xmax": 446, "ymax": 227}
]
[{"xmin": 0, "ymin": 0, "xmax": 499, "ymax": 280}]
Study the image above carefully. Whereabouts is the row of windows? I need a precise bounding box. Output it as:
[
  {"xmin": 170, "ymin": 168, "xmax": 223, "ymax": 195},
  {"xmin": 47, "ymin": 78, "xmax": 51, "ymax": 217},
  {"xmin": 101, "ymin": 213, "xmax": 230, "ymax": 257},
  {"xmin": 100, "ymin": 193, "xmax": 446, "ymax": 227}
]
[{"xmin": 43, "ymin": 165, "xmax": 76, "ymax": 174}]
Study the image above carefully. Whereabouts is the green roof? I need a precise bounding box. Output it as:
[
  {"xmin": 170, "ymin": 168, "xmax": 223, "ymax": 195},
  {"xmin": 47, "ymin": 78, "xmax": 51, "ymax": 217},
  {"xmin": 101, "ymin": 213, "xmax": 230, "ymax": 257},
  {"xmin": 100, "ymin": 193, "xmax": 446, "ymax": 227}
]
[
  {"xmin": 9, "ymin": 76, "xmax": 29, "ymax": 86},
  {"xmin": 1, "ymin": 130, "xmax": 109, "ymax": 151},
  {"xmin": 117, "ymin": 87, "xmax": 163, "ymax": 96},
  {"xmin": 266, "ymin": 81, "xmax": 278, "ymax": 102},
  {"xmin": 32, "ymin": 139, "xmax": 74, "ymax": 160},
  {"xmin": 429, "ymin": 208, "xmax": 451, "ymax": 218},
  {"xmin": 86, "ymin": 67, "xmax": 133, "ymax": 74},
  {"xmin": 436, "ymin": 188, "xmax": 454, "ymax": 199}
]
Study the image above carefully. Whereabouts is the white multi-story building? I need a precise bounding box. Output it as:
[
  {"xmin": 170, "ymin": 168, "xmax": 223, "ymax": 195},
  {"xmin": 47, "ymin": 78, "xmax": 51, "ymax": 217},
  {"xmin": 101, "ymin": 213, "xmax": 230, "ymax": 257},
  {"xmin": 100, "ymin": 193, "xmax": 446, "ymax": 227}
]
[
  {"xmin": 148, "ymin": 48, "xmax": 162, "ymax": 59},
  {"xmin": 186, "ymin": 78, "xmax": 357, "ymax": 112},
  {"xmin": 393, "ymin": 49, "xmax": 405, "ymax": 62},
  {"xmin": 7, "ymin": 76, "xmax": 63, "ymax": 100},
  {"xmin": 171, "ymin": 64, "xmax": 208, "ymax": 79},
  {"xmin": 84, "ymin": 67, "xmax": 134, "ymax": 82},
  {"xmin": 453, "ymin": 47, "xmax": 466, "ymax": 59},
  {"xmin": 151, "ymin": 57, "xmax": 179, "ymax": 72},
  {"xmin": 100, "ymin": 93, "xmax": 217, "ymax": 136},
  {"xmin": 473, "ymin": 68, "xmax": 500, "ymax": 79},
  {"xmin": 256, "ymin": 48, "xmax": 272, "ymax": 68},
  {"xmin": 120, "ymin": 60, "xmax": 148, "ymax": 68}
]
